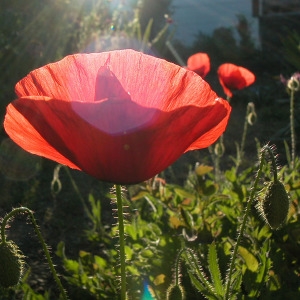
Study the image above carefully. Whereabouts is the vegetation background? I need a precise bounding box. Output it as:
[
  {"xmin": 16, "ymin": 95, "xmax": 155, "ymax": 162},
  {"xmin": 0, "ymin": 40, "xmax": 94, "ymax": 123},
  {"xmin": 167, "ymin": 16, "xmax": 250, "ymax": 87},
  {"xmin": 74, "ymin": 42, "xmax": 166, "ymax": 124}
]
[{"xmin": 1, "ymin": 0, "xmax": 300, "ymax": 299}]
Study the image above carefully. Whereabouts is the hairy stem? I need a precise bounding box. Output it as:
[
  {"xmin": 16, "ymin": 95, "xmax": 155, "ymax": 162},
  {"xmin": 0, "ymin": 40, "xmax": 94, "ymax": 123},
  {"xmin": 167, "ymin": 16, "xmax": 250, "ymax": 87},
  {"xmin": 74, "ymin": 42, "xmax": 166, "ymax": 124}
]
[
  {"xmin": 240, "ymin": 105, "xmax": 250, "ymax": 159},
  {"xmin": 115, "ymin": 184, "xmax": 127, "ymax": 300},
  {"xmin": 290, "ymin": 89, "xmax": 296, "ymax": 169},
  {"xmin": 225, "ymin": 145, "xmax": 277, "ymax": 299}
]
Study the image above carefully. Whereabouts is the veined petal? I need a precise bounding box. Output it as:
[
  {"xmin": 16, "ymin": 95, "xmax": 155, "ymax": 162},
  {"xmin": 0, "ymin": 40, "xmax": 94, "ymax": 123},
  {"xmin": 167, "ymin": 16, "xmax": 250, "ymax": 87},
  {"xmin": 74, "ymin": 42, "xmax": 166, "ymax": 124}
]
[
  {"xmin": 217, "ymin": 63, "xmax": 255, "ymax": 98},
  {"xmin": 4, "ymin": 96, "xmax": 80, "ymax": 170},
  {"xmin": 5, "ymin": 49, "xmax": 232, "ymax": 184},
  {"xmin": 5, "ymin": 96, "xmax": 230, "ymax": 184},
  {"xmin": 16, "ymin": 50, "xmax": 217, "ymax": 110},
  {"xmin": 186, "ymin": 52, "xmax": 210, "ymax": 78}
]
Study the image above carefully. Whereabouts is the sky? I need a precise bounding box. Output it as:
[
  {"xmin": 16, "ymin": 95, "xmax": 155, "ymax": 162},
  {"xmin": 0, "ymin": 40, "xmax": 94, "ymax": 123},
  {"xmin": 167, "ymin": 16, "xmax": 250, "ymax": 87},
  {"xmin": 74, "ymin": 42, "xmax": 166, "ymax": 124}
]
[{"xmin": 172, "ymin": 0, "xmax": 258, "ymax": 45}]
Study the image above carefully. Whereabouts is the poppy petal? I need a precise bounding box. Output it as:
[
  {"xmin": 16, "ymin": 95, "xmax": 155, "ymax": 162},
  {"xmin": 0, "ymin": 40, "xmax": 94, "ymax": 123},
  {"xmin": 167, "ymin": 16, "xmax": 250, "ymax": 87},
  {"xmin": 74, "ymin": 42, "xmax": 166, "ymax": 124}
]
[
  {"xmin": 4, "ymin": 96, "xmax": 80, "ymax": 170},
  {"xmin": 5, "ymin": 96, "xmax": 229, "ymax": 184},
  {"xmin": 217, "ymin": 63, "xmax": 255, "ymax": 98},
  {"xmin": 94, "ymin": 66, "xmax": 131, "ymax": 101},
  {"xmin": 186, "ymin": 52, "xmax": 210, "ymax": 78},
  {"xmin": 5, "ymin": 50, "xmax": 231, "ymax": 184}
]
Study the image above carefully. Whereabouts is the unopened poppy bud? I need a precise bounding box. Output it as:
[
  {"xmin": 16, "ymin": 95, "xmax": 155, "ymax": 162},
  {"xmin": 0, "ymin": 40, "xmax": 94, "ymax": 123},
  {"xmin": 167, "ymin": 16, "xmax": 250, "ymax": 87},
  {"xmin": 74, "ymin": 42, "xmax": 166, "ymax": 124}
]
[
  {"xmin": 287, "ymin": 73, "xmax": 300, "ymax": 91},
  {"xmin": 247, "ymin": 102, "xmax": 257, "ymax": 125},
  {"xmin": 0, "ymin": 241, "xmax": 24, "ymax": 287},
  {"xmin": 214, "ymin": 141, "xmax": 225, "ymax": 157},
  {"xmin": 257, "ymin": 180, "xmax": 290, "ymax": 230},
  {"xmin": 247, "ymin": 112, "xmax": 257, "ymax": 125},
  {"xmin": 166, "ymin": 284, "xmax": 185, "ymax": 300}
]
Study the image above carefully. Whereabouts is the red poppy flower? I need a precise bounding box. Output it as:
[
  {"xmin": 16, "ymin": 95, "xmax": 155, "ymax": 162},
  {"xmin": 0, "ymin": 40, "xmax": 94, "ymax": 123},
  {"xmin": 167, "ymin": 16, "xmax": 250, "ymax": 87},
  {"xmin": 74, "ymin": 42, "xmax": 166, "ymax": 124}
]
[
  {"xmin": 186, "ymin": 52, "xmax": 210, "ymax": 78},
  {"xmin": 4, "ymin": 49, "xmax": 231, "ymax": 184},
  {"xmin": 217, "ymin": 63, "xmax": 255, "ymax": 98}
]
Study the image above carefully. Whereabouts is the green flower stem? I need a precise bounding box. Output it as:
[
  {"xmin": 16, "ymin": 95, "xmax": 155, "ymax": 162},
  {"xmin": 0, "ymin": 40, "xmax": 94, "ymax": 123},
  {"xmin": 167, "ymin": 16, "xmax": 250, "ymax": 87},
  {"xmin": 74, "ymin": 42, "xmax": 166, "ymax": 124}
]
[
  {"xmin": 240, "ymin": 105, "xmax": 250, "ymax": 160},
  {"xmin": 236, "ymin": 103, "xmax": 254, "ymax": 173},
  {"xmin": 0, "ymin": 207, "xmax": 68, "ymax": 300},
  {"xmin": 63, "ymin": 166, "xmax": 93, "ymax": 220},
  {"xmin": 174, "ymin": 249, "xmax": 184, "ymax": 286},
  {"xmin": 165, "ymin": 40, "xmax": 186, "ymax": 66},
  {"xmin": 225, "ymin": 145, "xmax": 276, "ymax": 299},
  {"xmin": 211, "ymin": 94, "xmax": 231, "ymax": 178},
  {"xmin": 290, "ymin": 89, "xmax": 296, "ymax": 170},
  {"xmin": 115, "ymin": 184, "xmax": 127, "ymax": 300},
  {"xmin": 266, "ymin": 145, "xmax": 278, "ymax": 182},
  {"xmin": 212, "ymin": 135, "xmax": 225, "ymax": 181}
]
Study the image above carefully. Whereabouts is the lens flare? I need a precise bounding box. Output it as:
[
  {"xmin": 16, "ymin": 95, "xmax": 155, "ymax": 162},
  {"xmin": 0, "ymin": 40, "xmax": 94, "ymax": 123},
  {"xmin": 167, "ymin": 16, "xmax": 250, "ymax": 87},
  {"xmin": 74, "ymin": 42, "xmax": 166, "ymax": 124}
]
[{"xmin": 141, "ymin": 282, "xmax": 156, "ymax": 300}]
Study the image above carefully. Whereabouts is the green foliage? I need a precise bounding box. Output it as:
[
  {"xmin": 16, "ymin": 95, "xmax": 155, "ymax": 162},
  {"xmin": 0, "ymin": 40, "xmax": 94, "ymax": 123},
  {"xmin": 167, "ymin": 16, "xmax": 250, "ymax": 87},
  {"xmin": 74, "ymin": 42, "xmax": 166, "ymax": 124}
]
[
  {"xmin": 56, "ymin": 241, "xmax": 117, "ymax": 299},
  {"xmin": 20, "ymin": 269, "xmax": 51, "ymax": 300},
  {"xmin": 32, "ymin": 152, "xmax": 297, "ymax": 299}
]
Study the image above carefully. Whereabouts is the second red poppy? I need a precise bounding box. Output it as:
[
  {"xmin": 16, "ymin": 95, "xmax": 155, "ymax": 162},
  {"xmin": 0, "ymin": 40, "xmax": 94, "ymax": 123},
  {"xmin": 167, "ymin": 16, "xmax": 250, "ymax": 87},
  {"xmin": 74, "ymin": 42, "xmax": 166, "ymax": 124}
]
[{"xmin": 218, "ymin": 63, "xmax": 255, "ymax": 98}]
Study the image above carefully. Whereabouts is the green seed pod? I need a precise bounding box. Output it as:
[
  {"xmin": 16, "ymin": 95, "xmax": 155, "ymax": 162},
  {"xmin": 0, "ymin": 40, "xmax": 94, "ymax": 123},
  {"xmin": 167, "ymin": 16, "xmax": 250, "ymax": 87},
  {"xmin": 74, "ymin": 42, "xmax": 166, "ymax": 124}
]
[
  {"xmin": 258, "ymin": 180, "xmax": 290, "ymax": 230},
  {"xmin": 0, "ymin": 241, "xmax": 24, "ymax": 288}
]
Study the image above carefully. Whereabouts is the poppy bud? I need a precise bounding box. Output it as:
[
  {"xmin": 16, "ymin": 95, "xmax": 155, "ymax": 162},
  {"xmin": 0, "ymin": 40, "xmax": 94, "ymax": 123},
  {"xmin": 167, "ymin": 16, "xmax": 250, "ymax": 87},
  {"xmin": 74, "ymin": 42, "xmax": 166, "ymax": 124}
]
[
  {"xmin": 214, "ymin": 140, "xmax": 225, "ymax": 157},
  {"xmin": 247, "ymin": 112, "xmax": 257, "ymax": 125},
  {"xmin": 257, "ymin": 180, "xmax": 290, "ymax": 230},
  {"xmin": 247, "ymin": 102, "xmax": 257, "ymax": 125},
  {"xmin": 166, "ymin": 284, "xmax": 185, "ymax": 300},
  {"xmin": 287, "ymin": 74, "xmax": 300, "ymax": 91},
  {"xmin": 0, "ymin": 241, "xmax": 24, "ymax": 287}
]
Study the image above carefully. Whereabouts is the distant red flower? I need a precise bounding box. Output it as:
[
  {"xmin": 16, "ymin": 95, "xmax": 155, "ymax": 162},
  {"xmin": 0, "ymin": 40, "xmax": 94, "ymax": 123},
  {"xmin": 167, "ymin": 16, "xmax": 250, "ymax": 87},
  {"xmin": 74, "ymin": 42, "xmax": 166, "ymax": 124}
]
[
  {"xmin": 186, "ymin": 53, "xmax": 210, "ymax": 78},
  {"xmin": 217, "ymin": 63, "xmax": 255, "ymax": 98},
  {"xmin": 4, "ymin": 50, "xmax": 231, "ymax": 184}
]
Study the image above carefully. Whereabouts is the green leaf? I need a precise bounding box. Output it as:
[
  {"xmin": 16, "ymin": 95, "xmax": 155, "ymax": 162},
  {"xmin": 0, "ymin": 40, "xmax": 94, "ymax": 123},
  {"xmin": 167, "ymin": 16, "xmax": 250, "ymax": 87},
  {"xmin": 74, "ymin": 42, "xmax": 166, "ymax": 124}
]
[
  {"xmin": 79, "ymin": 250, "xmax": 90, "ymax": 258},
  {"xmin": 140, "ymin": 249, "xmax": 154, "ymax": 258},
  {"xmin": 125, "ymin": 223, "xmax": 138, "ymax": 240},
  {"xmin": 184, "ymin": 249, "xmax": 217, "ymax": 298},
  {"xmin": 284, "ymin": 140, "xmax": 292, "ymax": 167},
  {"xmin": 180, "ymin": 207, "xmax": 194, "ymax": 228},
  {"xmin": 131, "ymin": 190, "xmax": 149, "ymax": 201},
  {"xmin": 229, "ymin": 269, "xmax": 243, "ymax": 297},
  {"xmin": 257, "ymin": 225, "xmax": 272, "ymax": 241},
  {"xmin": 125, "ymin": 245, "xmax": 134, "ymax": 260},
  {"xmin": 247, "ymin": 240, "xmax": 272, "ymax": 297},
  {"xmin": 127, "ymin": 265, "xmax": 140, "ymax": 276},
  {"xmin": 225, "ymin": 168, "xmax": 237, "ymax": 182},
  {"xmin": 188, "ymin": 271, "xmax": 220, "ymax": 300},
  {"xmin": 208, "ymin": 243, "xmax": 224, "ymax": 296},
  {"xmin": 238, "ymin": 246, "xmax": 259, "ymax": 272},
  {"xmin": 203, "ymin": 183, "xmax": 218, "ymax": 196},
  {"xmin": 55, "ymin": 241, "xmax": 66, "ymax": 258},
  {"xmin": 195, "ymin": 164, "xmax": 214, "ymax": 176},
  {"xmin": 141, "ymin": 18, "xmax": 153, "ymax": 51},
  {"xmin": 174, "ymin": 187, "xmax": 195, "ymax": 199},
  {"xmin": 188, "ymin": 271, "xmax": 208, "ymax": 295},
  {"xmin": 94, "ymin": 255, "xmax": 107, "ymax": 269},
  {"xmin": 64, "ymin": 259, "xmax": 80, "ymax": 273}
]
